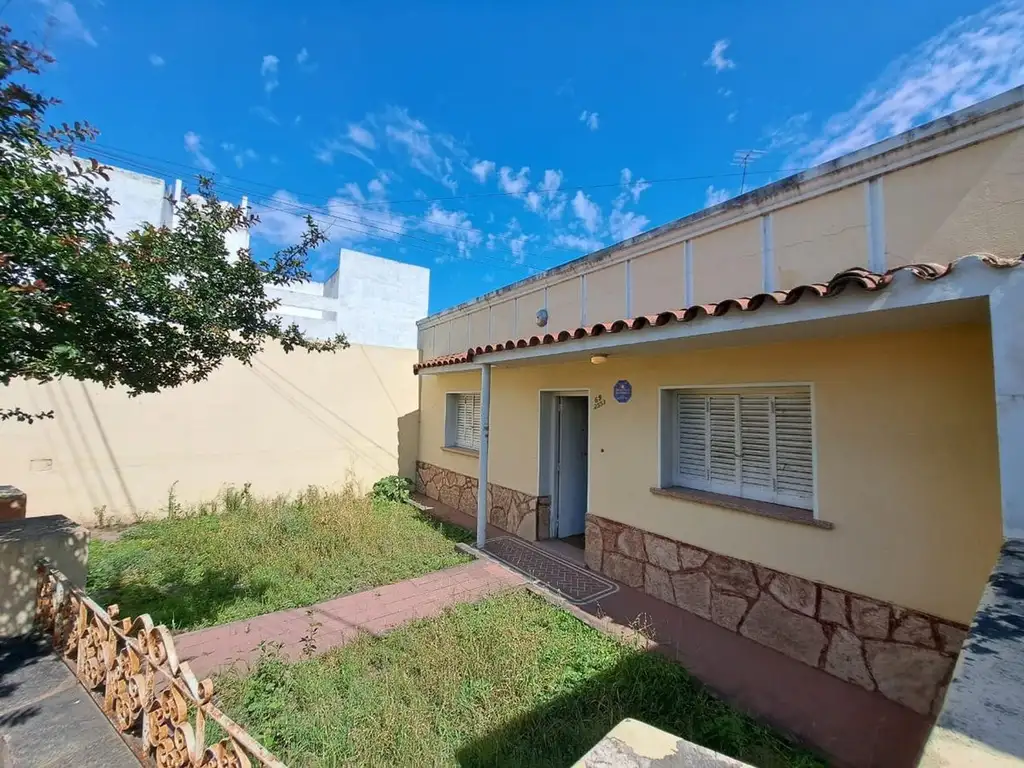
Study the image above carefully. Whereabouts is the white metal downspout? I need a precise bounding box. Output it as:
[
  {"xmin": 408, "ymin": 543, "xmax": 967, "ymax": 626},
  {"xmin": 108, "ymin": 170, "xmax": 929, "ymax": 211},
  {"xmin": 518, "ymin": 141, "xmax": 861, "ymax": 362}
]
[{"xmin": 477, "ymin": 363, "xmax": 492, "ymax": 547}]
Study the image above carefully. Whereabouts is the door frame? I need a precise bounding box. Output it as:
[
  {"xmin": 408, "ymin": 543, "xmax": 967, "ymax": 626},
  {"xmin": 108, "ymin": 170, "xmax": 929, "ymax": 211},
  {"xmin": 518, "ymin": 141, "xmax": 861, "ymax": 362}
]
[{"xmin": 537, "ymin": 389, "xmax": 591, "ymax": 539}]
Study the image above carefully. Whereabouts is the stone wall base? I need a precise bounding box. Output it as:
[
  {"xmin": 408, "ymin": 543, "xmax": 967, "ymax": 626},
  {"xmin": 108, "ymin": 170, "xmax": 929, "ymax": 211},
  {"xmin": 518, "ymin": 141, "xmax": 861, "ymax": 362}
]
[
  {"xmin": 586, "ymin": 514, "xmax": 968, "ymax": 717},
  {"xmin": 415, "ymin": 461, "xmax": 539, "ymax": 540}
]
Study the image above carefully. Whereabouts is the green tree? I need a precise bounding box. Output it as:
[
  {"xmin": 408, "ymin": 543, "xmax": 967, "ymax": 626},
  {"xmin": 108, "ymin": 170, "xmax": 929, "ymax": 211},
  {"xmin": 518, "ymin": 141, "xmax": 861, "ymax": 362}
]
[{"xmin": 0, "ymin": 26, "xmax": 346, "ymax": 422}]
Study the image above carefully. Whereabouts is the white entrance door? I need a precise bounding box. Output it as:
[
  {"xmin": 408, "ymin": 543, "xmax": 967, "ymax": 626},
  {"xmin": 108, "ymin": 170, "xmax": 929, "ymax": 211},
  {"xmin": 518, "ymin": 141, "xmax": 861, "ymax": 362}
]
[{"xmin": 555, "ymin": 396, "xmax": 589, "ymax": 538}]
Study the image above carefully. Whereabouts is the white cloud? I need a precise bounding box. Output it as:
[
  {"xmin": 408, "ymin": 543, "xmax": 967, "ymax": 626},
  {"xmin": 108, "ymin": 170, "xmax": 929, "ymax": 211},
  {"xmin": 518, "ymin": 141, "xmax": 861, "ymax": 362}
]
[
  {"xmin": 525, "ymin": 191, "xmax": 542, "ymax": 213},
  {"xmin": 421, "ymin": 204, "xmax": 483, "ymax": 258},
  {"xmin": 705, "ymin": 185, "xmax": 730, "ymax": 207},
  {"xmin": 553, "ymin": 233, "xmax": 604, "ymax": 252},
  {"xmin": 498, "ymin": 166, "xmax": 531, "ymax": 197},
  {"xmin": 579, "ymin": 110, "xmax": 600, "ymax": 130},
  {"xmin": 547, "ymin": 197, "xmax": 567, "ymax": 221},
  {"xmin": 470, "ymin": 159, "xmax": 496, "ymax": 183},
  {"xmin": 717, "ymin": 87, "xmax": 733, "ymax": 97},
  {"xmin": 618, "ymin": 168, "xmax": 650, "ymax": 203},
  {"xmin": 705, "ymin": 39, "xmax": 736, "ymax": 73},
  {"xmin": 609, "ymin": 208, "xmax": 650, "ymax": 241},
  {"xmin": 486, "ymin": 218, "xmax": 536, "ymax": 264},
  {"xmin": 222, "ymin": 145, "xmax": 257, "ymax": 168},
  {"xmin": 260, "ymin": 54, "xmax": 280, "ymax": 93},
  {"xmin": 571, "ymin": 190, "xmax": 601, "ymax": 234},
  {"xmin": 539, "ymin": 169, "xmax": 563, "ymax": 198},
  {"xmin": 727, "ymin": 111, "xmax": 738, "ymax": 123},
  {"xmin": 314, "ymin": 138, "xmax": 374, "ymax": 166},
  {"xmin": 148, "ymin": 53, "xmax": 164, "ymax": 67},
  {"xmin": 297, "ymin": 47, "xmax": 309, "ymax": 64},
  {"xmin": 383, "ymin": 106, "xmax": 461, "ymax": 191},
  {"xmin": 255, "ymin": 185, "xmax": 407, "ymax": 249},
  {"xmin": 347, "ymin": 123, "xmax": 376, "ymax": 150},
  {"xmin": 183, "ymin": 131, "xmax": 215, "ymax": 172},
  {"xmin": 791, "ymin": 2, "xmax": 1024, "ymax": 166},
  {"xmin": 37, "ymin": 0, "xmax": 96, "ymax": 47},
  {"xmin": 762, "ymin": 111, "xmax": 812, "ymax": 152},
  {"xmin": 251, "ymin": 106, "xmax": 279, "ymax": 125}
]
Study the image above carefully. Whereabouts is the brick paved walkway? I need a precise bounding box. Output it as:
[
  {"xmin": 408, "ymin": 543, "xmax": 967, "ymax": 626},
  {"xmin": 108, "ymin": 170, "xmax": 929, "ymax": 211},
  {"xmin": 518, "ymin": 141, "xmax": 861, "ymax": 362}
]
[{"xmin": 173, "ymin": 560, "xmax": 524, "ymax": 678}]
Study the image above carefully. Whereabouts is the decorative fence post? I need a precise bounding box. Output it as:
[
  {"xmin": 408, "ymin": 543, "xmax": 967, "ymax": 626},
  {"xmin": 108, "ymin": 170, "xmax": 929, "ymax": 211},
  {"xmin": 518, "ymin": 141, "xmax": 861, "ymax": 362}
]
[{"xmin": 35, "ymin": 559, "xmax": 286, "ymax": 768}]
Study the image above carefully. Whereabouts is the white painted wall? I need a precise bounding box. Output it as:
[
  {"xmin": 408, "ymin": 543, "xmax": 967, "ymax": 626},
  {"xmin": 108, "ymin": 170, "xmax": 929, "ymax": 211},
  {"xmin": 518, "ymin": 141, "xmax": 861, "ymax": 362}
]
[
  {"xmin": 101, "ymin": 166, "xmax": 169, "ymax": 240},
  {"xmin": 269, "ymin": 249, "xmax": 429, "ymax": 349},
  {"xmin": 92, "ymin": 164, "xmax": 250, "ymax": 260},
  {"xmin": 96, "ymin": 163, "xmax": 427, "ymax": 350},
  {"xmin": 337, "ymin": 249, "xmax": 429, "ymax": 349}
]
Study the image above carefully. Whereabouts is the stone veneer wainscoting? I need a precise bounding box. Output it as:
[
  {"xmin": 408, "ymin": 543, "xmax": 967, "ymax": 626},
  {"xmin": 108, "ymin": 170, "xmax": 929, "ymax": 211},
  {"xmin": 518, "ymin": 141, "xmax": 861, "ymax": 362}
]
[
  {"xmin": 415, "ymin": 461, "xmax": 540, "ymax": 540},
  {"xmin": 586, "ymin": 514, "xmax": 968, "ymax": 717}
]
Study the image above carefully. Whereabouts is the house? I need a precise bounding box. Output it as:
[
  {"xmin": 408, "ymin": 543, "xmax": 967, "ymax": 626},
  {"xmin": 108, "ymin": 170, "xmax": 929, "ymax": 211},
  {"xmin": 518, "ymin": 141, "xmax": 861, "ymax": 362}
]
[{"xmin": 412, "ymin": 86, "xmax": 1024, "ymax": 721}]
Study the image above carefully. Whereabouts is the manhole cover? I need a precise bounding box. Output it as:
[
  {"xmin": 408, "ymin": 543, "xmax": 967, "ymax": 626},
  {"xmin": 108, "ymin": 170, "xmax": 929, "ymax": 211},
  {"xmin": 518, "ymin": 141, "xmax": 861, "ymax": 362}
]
[{"xmin": 484, "ymin": 537, "xmax": 618, "ymax": 604}]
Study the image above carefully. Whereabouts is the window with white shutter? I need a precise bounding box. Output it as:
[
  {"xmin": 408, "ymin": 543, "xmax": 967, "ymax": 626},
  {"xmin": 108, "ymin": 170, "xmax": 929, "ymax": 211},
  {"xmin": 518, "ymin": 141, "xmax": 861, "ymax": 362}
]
[
  {"xmin": 668, "ymin": 387, "xmax": 814, "ymax": 510},
  {"xmin": 446, "ymin": 392, "xmax": 481, "ymax": 451}
]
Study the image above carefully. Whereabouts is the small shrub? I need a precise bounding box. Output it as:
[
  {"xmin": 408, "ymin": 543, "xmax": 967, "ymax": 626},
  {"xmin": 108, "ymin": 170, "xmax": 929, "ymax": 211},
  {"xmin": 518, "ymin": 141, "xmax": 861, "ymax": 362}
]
[{"xmin": 371, "ymin": 475, "xmax": 412, "ymax": 504}]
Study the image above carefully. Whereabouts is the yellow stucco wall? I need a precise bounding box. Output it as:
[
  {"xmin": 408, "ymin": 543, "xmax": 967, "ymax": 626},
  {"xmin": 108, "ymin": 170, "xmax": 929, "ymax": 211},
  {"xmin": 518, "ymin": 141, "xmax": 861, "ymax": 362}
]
[
  {"xmin": 690, "ymin": 218, "xmax": 762, "ymax": 305},
  {"xmin": 491, "ymin": 300, "xmax": 515, "ymax": 343},
  {"xmin": 773, "ymin": 184, "xmax": 869, "ymax": 287},
  {"xmin": 3, "ymin": 344, "xmax": 419, "ymax": 525},
  {"xmin": 631, "ymin": 243, "xmax": 685, "ymax": 317},
  {"xmin": 585, "ymin": 263, "xmax": 627, "ymax": 324},
  {"xmin": 418, "ymin": 324, "xmax": 1001, "ymax": 624},
  {"xmin": 516, "ymin": 288, "xmax": 547, "ymax": 339},
  {"xmin": 469, "ymin": 308, "xmax": 489, "ymax": 348},
  {"xmin": 546, "ymin": 278, "xmax": 582, "ymax": 335},
  {"xmin": 885, "ymin": 131, "xmax": 1024, "ymax": 267}
]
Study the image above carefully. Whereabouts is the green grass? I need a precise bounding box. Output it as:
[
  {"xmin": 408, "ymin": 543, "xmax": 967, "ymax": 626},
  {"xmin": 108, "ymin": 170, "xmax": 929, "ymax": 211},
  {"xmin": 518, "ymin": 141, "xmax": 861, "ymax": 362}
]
[
  {"xmin": 216, "ymin": 590, "xmax": 826, "ymax": 768},
  {"xmin": 86, "ymin": 486, "xmax": 472, "ymax": 631}
]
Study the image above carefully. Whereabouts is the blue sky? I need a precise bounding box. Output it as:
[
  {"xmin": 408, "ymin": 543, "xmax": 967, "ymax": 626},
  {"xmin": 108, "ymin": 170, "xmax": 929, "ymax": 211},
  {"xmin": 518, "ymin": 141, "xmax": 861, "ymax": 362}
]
[{"xmin": 8, "ymin": 0, "xmax": 1024, "ymax": 313}]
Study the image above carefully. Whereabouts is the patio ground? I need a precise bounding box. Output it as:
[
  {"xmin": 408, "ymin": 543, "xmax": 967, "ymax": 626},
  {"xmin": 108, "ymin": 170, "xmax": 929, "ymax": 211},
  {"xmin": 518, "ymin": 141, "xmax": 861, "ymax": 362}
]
[
  {"xmin": 86, "ymin": 486, "xmax": 473, "ymax": 631},
  {"xmin": 413, "ymin": 493, "xmax": 932, "ymax": 768},
  {"xmin": 214, "ymin": 589, "xmax": 826, "ymax": 768}
]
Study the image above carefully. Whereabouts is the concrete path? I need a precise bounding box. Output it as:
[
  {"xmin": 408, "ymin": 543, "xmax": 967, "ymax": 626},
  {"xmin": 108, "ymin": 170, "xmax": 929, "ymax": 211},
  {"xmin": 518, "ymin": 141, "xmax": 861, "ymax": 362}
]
[
  {"xmin": 0, "ymin": 635, "xmax": 140, "ymax": 768},
  {"xmin": 174, "ymin": 559, "xmax": 524, "ymax": 678}
]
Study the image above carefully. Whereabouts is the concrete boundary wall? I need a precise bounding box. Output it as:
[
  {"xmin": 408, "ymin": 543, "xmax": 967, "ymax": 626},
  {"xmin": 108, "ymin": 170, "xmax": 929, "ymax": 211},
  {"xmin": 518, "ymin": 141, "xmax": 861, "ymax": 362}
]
[{"xmin": 0, "ymin": 344, "xmax": 419, "ymax": 525}]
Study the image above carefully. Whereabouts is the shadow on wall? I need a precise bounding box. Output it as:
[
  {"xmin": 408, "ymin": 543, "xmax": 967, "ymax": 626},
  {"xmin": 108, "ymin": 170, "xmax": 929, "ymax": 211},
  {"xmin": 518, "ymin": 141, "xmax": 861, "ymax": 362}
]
[
  {"xmin": 397, "ymin": 410, "xmax": 419, "ymax": 481},
  {"xmin": 0, "ymin": 516, "xmax": 88, "ymax": 639},
  {"xmin": 6, "ymin": 346, "xmax": 419, "ymax": 522},
  {"xmin": 453, "ymin": 648, "xmax": 825, "ymax": 768}
]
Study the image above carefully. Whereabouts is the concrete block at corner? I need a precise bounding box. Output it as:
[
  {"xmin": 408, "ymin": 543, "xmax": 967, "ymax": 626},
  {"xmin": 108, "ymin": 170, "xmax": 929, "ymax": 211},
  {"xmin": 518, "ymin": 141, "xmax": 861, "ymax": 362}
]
[
  {"xmin": 0, "ymin": 514, "xmax": 88, "ymax": 637},
  {"xmin": 573, "ymin": 718, "xmax": 750, "ymax": 767}
]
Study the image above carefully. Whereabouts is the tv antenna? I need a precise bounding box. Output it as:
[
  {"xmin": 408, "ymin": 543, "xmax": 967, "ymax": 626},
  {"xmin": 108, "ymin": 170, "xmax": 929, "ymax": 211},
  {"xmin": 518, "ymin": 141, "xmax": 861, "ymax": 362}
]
[{"xmin": 732, "ymin": 149, "xmax": 766, "ymax": 194}]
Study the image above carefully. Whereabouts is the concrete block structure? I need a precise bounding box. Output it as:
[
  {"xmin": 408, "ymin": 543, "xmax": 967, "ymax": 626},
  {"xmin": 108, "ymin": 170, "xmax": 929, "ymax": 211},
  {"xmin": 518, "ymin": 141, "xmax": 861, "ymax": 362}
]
[{"xmin": 268, "ymin": 249, "xmax": 429, "ymax": 349}]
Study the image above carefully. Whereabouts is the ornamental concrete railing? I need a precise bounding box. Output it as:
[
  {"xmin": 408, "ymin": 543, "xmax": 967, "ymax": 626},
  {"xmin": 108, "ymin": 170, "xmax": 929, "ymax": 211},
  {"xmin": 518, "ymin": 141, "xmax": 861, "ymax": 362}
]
[{"xmin": 34, "ymin": 559, "xmax": 285, "ymax": 768}]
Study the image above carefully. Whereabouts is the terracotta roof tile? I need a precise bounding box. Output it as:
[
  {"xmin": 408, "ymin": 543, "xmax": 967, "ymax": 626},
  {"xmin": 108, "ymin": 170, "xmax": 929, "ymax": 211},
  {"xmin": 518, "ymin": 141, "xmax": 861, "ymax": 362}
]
[{"xmin": 413, "ymin": 254, "xmax": 1021, "ymax": 373}]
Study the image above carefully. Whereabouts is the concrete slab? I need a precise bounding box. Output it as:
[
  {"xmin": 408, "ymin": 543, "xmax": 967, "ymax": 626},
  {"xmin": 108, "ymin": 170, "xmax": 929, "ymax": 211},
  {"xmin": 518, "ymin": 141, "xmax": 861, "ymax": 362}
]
[
  {"xmin": 0, "ymin": 636, "xmax": 139, "ymax": 768},
  {"xmin": 574, "ymin": 718, "xmax": 750, "ymax": 767}
]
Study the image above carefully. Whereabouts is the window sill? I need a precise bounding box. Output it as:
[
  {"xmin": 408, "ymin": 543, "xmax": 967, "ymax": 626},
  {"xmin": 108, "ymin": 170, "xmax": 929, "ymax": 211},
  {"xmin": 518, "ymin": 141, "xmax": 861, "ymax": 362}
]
[
  {"xmin": 649, "ymin": 486, "xmax": 834, "ymax": 530},
  {"xmin": 442, "ymin": 445, "xmax": 480, "ymax": 458}
]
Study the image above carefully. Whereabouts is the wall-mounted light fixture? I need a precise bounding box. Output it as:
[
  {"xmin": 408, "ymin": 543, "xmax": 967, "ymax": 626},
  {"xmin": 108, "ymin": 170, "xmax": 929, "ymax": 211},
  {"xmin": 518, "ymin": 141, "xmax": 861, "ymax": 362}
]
[{"xmin": 590, "ymin": 354, "xmax": 609, "ymax": 365}]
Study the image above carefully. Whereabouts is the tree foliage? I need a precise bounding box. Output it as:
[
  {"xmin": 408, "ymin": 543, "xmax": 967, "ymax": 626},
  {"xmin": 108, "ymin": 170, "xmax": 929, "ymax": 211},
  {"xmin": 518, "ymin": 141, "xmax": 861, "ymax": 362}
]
[{"xmin": 0, "ymin": 26, "xmax": 346, "ymax": 422}]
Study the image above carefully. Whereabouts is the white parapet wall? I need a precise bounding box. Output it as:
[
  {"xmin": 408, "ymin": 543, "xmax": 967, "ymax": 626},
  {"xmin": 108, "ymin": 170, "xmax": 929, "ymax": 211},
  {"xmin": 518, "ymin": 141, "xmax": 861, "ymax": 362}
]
[{"xmin": 269, "ymin": 249, "xmax": 430, "ymax": 349}]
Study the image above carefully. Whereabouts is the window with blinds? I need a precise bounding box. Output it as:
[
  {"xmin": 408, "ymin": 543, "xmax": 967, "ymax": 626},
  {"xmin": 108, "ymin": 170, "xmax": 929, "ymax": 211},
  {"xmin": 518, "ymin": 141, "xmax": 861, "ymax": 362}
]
[
  {"xmin": 670, "ymin": 387, "xmax": 814, "ymax": 509},
  {"xmin": 450, "ymin": 392, "xmax": 481, "ymax": 451}
]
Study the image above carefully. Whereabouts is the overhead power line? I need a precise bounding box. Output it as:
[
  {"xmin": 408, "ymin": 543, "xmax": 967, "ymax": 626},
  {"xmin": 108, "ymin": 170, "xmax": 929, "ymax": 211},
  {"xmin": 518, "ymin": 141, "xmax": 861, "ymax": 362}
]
[
  {"xmin": 85, "ymin": 146, "xmax": 552, "ymax": 275},
  {"xmin": 89, "ymin": 141, "xmax": 807, "ymax": 211}
]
